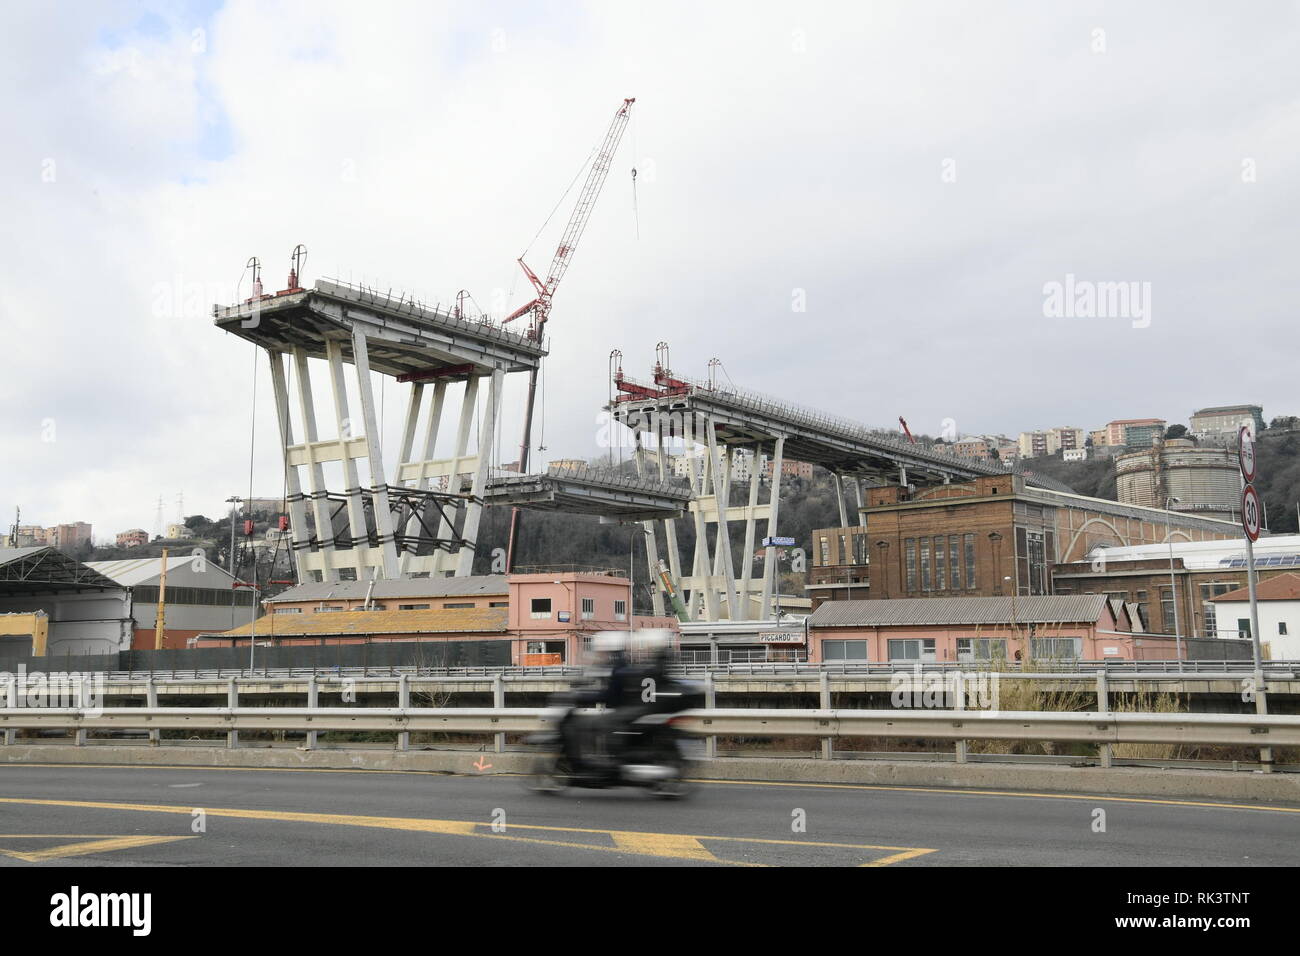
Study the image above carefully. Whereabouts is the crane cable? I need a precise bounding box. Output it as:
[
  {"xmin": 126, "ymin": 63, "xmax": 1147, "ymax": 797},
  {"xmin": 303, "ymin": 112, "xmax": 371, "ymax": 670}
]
[
  {"xmin": 520, "ymin": 144, "xmax": 598, "ymax": 261},
  {"xmin": 631, "ymin": 105, "xmax": 640, "ymax": 240}
]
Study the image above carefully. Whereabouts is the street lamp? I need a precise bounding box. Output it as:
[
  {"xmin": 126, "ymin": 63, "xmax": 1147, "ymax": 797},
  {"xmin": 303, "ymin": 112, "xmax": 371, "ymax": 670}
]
[{"xmin": 1165, "ymin": 495, "xmax": 1183, "ymax": 661}]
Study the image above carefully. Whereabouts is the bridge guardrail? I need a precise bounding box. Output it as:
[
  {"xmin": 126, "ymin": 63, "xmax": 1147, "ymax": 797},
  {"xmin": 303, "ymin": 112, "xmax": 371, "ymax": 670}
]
[{"xmin": 3, "ymin": 706, "xmax": 1298, "ymax": 750}]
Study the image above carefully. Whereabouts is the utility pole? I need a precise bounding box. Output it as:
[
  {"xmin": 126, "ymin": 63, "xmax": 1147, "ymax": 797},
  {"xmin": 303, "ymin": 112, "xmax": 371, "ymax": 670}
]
[
  {"xmin": 153, "ymin": 548, "xmax": 169, "ymax": 650},
  {"xmin": 226, "ymin": 496, "xmax": 242, "ymax": 574}
]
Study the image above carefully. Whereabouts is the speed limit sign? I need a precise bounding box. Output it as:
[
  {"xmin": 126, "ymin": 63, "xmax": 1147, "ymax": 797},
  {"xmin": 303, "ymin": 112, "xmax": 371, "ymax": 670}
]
[
  {"xmin": 1239, "ymin": 424, "xmax": 1257, "ymax": 483},
  {"xmin": 1242, "ymin": 484, "xmax": 1262, "ymax": 541}
]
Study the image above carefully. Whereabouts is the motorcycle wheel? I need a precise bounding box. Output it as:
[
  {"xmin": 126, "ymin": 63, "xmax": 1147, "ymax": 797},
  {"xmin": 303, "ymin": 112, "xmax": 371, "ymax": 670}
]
[
  {"xmin": 649, "ymin": 761, "xmax": 692, "ymax": 800},
  {"xmin": 525, "ymin": 754, "xmax": 571, "ymax": 795}
]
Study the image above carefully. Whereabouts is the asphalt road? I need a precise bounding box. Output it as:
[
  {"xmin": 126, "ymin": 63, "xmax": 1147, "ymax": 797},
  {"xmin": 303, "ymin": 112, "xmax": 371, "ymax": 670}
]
[{"xmin": 1, "ymin": 763, "xmax": 1298, "ymax": 866}]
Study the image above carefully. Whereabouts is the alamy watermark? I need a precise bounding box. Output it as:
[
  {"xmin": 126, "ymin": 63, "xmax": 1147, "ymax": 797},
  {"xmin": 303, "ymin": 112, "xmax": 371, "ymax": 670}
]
[
  {"xmin": 1042, "ymin": 273, "xmax": 1151, "ymax": 329},
  {"xmin": 0, "ymin": 664, "xmax": 106, "ymax": 716}
]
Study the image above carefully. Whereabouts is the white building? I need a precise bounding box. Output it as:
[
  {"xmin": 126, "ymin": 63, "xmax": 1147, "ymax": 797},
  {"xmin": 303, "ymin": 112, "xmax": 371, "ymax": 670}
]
[
  {"xmin": 1211, "ymin": 572, "xmax": 1300, "ymax": 658},
  {"xmin": 0, "ymin": 547, "xmax": 133, "ymax": 660},
  {"xmin": 86, "ymin": 555, "xmax": 255, "ymax": 649}
]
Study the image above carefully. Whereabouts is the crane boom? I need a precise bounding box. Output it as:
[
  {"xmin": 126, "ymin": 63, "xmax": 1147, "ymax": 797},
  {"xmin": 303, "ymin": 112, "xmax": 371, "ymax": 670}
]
[
  {"xmin": 503, "ymin": 97, "xmax": 635, "ymax": 333},
  {"xmin": 505, "ymin": 97, "xmax": 636, "ymax": 573}
]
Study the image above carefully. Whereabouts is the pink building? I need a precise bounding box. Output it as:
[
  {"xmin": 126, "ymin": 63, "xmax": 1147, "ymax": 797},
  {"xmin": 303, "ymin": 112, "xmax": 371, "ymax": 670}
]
[
  {"xmin": 202, "ymin": 570, "xmax": 677, "ymax": 666},
  {"xmin": 809, "ymin": 594, "xmax": 1175, "ymax": 663}
]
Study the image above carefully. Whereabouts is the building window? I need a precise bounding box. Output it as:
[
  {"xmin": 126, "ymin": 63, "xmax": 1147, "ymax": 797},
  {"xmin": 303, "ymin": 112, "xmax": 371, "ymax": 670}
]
[
  {"xmin": 905, "ymin": 538, "xmax": 917, "ymax": 592},
  {"xmin": 956, "ymin": 638, "xmax": 1006, "ymax": 661},
  {"xmin": 1160, "ymin": 588, "xmax": 1175, "ymax": 634},
  {"xmin": 964, "ymin": 534, "xmax": 976, "ymax": 589},
  {"xmin": 1237, "ymin": 618, "xmax": 1251, "ymax": 640},
  {"xmin": 933, "ymin": 535, "xmax": 946, "ymax": 591},
  {"xmin": 614, "ymin": 600, "xmax": 627, "ymax": 621},
  {"xmin": 949, "ymin": 536, "xmax": 960, "ymax": 590},
  {"xmin": 444, "ymin": 602, "xmax": 473, "ymax": 609},
  {"xmin": 489, "ymin": 601, "xmax": 509, "ymax": 608},
  {"xmin": 274, "ymin": 607, "xmax": 302, "ymax": 615},
  {"xmin": 398, "ymin": 604, "xmax": 430, "ymax": 610},
  {"xmin": 1135, "ymin": 591, "xmax": 1149, "ymax": 630},
  {"xmin": 1199, "ymin": 583, "xmax": 1234, "ymax": 637},
  {"xmin": 888, "ymin": 638, "xmax": 936, "ymax": 662},
  {"xmin": 852, "ymin": 532, "xmax": 869, "ymax": 565},
  {"xmin": 530, "ymin": 598, "xmax": 552, "ymax": 620},
  {"xmin": 823, "ymin": 640, "xmax": 868, "ymax": 660},
  {"xmin": 819, "ymin": 536, "xmax": 830, "ymax": 566},
  {"xmin": 316, "ymin": 606, "xmax": 344, "ymax": 612},
  {"xmin": 920, "ymin": 539, "xmax": 932, "ymax": 591},
  {"xmin": 1280, "ymin": 622, "xmax": 1289, "ymax": 636},
  {"xmin": 581, "ymin": 597, "xmax": 595, "ymax": 620},
  {"xmin": 1031, "ymin": 637, "xmax": 1082, "ymax": 659}
]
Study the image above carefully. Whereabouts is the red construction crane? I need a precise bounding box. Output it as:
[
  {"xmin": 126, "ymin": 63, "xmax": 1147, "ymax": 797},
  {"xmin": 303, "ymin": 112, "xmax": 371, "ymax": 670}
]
[
  {"xmin": 504, "ymin": 97, "xmax": 636, "ymax": 571},
  {"xmin": 899, "ymin": 417, "xmax": 916, "ymax": 444}
]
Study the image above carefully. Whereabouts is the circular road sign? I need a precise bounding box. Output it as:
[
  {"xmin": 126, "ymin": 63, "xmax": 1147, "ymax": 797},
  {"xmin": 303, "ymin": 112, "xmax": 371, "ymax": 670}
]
[
  {"xmin": 1242, "ymin": 484, "xmax": 1261, "ymax": 542},
  {"xmin": 1239, "ymin": 424, "xmax": 1257, "ymax": 482}
]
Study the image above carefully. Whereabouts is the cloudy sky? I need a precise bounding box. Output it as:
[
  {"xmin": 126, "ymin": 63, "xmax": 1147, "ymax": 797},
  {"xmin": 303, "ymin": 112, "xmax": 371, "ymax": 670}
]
[{"xmin": 3, "ymin": 0, "xmax": 1298, "ymax": 540}]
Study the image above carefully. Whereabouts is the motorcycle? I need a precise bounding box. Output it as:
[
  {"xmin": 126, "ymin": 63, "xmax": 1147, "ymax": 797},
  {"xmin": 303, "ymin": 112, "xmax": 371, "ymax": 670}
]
[{"xmin": 523, "ymin": 678, "xmax": 706, "ymax": 799}]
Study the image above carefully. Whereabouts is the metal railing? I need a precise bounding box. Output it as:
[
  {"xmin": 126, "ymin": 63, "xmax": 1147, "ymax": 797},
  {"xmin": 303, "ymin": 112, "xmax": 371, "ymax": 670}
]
[
  {"xmin": 5, "ymin": 661, "xmax": 1294, "ymax": 683},
  {"xmin": 3, "ymin": 706, "xmax": 1298, "ymax": 751}
]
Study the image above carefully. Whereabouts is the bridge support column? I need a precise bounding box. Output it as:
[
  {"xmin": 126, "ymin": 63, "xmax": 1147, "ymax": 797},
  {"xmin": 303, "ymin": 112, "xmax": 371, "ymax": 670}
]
[
  {"xmin": 634, "ymin": 434, "xmax": 667, "ymax": 617},
  {"xmin": 759, "ymin": 435, "xmax": 786, "ymax": 620},
  {"xmin": 226, "ymin": 679, "xmax": 239, "ymax": 749},
  {"xmin": 833, "ymin": 472, "xmax": 849, "ymax": 528},
  {"xmin": 457, "ymin": 367, "xmax": 504, "ymax": 577}
]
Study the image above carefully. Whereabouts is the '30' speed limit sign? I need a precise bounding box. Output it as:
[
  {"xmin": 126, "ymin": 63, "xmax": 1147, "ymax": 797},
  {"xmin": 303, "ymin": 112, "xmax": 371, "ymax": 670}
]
[{"xmin": 1242, "ymin": 484, "xmax": 1261, "ymax": 542}]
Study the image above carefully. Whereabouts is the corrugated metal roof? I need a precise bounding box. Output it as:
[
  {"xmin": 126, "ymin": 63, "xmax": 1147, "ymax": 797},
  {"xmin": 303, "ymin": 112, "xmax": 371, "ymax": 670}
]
[
  {"xmin": 0, "ymin": 547, "xmax": 123, "ymax": 592},
  {"xmin": 265, "ymin": 575, "xmax": 508, "ymax": 604},
  {"xmin": 810, "ymin": 595, "xmax": 1110, "ymax": 628},
  {"xmin": 86, "ymin": 556, "xmax": 235, "ymax": 587},
  {"xmin": 207, "ymin": 607, "xmax": 509, "ymax": 639},
  {"xmin": 0, "ymin": 546, "xmax": 50, "ymax": 565}
]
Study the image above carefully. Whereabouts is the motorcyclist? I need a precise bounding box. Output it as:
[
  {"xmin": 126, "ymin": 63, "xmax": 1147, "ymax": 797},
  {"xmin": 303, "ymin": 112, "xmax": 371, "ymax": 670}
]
[
  {"xmin": 604, "ymin": 630, "xmax": 675, "ymax": 756},
  {"xmin": 559, "ymin": 631, "xmax": 629, "ymax": 773}
]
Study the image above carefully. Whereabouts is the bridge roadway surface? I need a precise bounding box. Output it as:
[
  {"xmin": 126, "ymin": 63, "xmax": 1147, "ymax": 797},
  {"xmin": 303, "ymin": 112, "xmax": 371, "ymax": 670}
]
[{"xmin": 1, "ymin": 764, "xmax": 1298, "ymax": 867}]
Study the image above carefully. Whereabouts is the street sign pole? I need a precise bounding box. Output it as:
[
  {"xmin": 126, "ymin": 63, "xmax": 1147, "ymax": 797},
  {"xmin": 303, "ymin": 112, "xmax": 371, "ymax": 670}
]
[{"xmin": 1238, "ymin": 425, "xmax": 1270, "ymax": 772}]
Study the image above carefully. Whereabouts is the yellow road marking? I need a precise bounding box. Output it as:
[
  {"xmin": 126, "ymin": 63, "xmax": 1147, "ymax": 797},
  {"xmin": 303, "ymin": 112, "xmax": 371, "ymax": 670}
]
[
  {"xmin": 0, "ymin": 834, "xmax": 196, "ymax": 862},
  {"xmin": 0, "ymin": 797, "xmax": 931, "ymax": 866},
  {"xmin": 610, "ymin": 832, "xmax": 718, "ymax": 862}
]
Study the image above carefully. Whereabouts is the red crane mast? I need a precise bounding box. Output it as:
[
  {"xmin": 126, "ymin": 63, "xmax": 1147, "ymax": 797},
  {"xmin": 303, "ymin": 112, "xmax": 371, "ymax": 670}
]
[{"xmin": 504, "ymin": 97, "xmax": 636, "ymax": 570}]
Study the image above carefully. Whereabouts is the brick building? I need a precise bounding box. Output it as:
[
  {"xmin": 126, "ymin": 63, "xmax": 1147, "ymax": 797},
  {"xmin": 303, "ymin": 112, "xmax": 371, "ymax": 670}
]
[{"xmin": 854, "ymin": 474, "xmax": 1238, "ymax": 604}]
